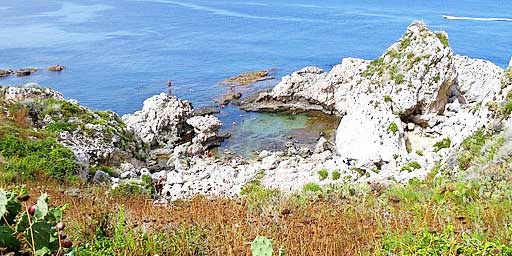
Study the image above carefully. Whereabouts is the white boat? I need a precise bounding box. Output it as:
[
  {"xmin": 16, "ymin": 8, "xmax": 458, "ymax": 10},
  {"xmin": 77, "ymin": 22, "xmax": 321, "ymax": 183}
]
[{"xmin": 443, "ymin": 15, "xmax": 512, "ymax": 21}]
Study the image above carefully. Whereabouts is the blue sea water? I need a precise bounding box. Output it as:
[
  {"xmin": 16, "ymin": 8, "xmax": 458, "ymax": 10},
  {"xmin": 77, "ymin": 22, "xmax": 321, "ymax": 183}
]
[{"xmin": 0, "ymin": 0, "xmax": 511, "ymax": 156}]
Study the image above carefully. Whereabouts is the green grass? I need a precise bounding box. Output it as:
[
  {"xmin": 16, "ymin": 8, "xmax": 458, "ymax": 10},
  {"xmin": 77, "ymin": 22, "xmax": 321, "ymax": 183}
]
[
  {"xmin": 240, "ymin": 171, "xmax": 280, "ymax": 210},
  {"xmin": 384, "ymin": 95, "xmax": 392, "ymax": 103},
  {"xmin": 303, "ymin": 183, "xmax": 322, "ymax": 193},
  {"xmin": 317, "ymin": 169, "xmax": 328, "ymax": 181},
  {"xmin": 77, "ymin": 207, "xmax": 207, "ymax": 255},
  {"xmin": 457, "ymin": 130, "xmax": 487, "ymax": 170},
  {"xmin": 381, "ymin": 225, "xmax": 512, "ymax": 255}
]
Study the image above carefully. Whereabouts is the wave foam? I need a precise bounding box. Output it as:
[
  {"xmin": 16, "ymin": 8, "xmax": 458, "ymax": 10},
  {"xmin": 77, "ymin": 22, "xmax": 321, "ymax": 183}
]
[{"xmin": 443, "ymin": 15, "xmax": 512, "ymax": 21}]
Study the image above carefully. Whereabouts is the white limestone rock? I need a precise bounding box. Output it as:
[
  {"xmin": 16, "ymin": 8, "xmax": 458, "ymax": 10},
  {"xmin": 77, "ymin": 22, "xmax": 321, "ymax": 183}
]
[
  {"xmin": 453, "ymin": 55, "xmax": 503, "ymax": 103},
  {"xmin": 336, "ymin": 108, "xmax": 407, "ymax": 169},
  {"xmin": 122, "ymin": 93, "xmax": 193, "ymax": 148}
]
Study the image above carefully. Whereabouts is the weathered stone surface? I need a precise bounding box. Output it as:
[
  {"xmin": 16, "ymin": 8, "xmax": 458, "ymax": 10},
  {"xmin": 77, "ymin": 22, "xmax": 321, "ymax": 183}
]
[
  {"xmin": 186, "ymin": 115, "xmax": 227, "ymax": 149},
  {"xmin": 453, "ymin": 55, "xmax": 503, "ymax": 103},
  {"xmin": 336, "ymin": 108, "xmax": 407, "ymax": 169},
  {"xmin": 0, "ymin": 84, "xmax": 63, "ymax": 102},
  {"xmin": 122, "ymin": 93, "xmax": 194, "ymax": 148}
]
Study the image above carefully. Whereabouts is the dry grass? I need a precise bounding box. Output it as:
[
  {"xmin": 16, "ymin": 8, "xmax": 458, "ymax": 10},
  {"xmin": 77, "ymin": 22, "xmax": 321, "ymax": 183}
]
[
  {"xmin": 15, "ymin": 179, "xmax": 383, "ymax": 255},
  {"xmin": 8, "ymin": 177, "xmax": 509, "ymax": 256}
]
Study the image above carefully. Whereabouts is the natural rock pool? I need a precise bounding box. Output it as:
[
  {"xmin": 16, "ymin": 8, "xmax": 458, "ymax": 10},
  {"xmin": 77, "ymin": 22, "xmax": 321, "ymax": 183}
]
[{"xmin": 215, "ymin": 109, "xmax": 340, "ymax": 158}]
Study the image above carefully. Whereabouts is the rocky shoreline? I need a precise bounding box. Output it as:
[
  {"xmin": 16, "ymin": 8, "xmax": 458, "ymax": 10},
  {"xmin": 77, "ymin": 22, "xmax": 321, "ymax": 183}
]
[{"xmin": 2, "ymin": 21, "xmax": 512, "ymax": 203}]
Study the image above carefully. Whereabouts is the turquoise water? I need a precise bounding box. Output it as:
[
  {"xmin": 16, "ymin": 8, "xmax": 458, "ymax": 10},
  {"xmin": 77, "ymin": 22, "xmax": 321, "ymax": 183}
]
[{"xmin": 0, "ymin": 0, "xmax": 511, "ymax": 155}]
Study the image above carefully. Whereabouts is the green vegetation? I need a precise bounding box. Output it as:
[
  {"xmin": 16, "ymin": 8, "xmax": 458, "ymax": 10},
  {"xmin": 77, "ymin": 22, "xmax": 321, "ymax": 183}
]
[
  {"xmin": 0, "ymin": 189, "xmax": 74, "ymax": 255},
  {"xmin": 505, "ymin": 67, "xmax": 512, "ymax": 80},
  {"xmin": 433, "ymin": 137, "xmax": 451, "ymax": 152},
  {"xmin": 400, "ymin": 161, "xmax": 421, "ymax": 172},
  {"xmin": 331, "ymin": 170, "xmax": 341, "ymax": 180},
  {"xmin": 383, "ymin": 95, "xmax": 392, "ymax": 103},
  {"xmin": 0, "ymin": 135, "xmax": 77, "ymax": 182},
  {"xmin": 388, "ymin": 122, "xmax": 399, "ymax": 135},
  {"xmin": 362, "ymin": 57, "xmax": 385, "ymax": 77},
  {"xmin": 251, "ymin": 236, "xmax": 285, "ymax": 256},
  {"xmin": 501, "ymin": 91, "xmax": 512, "ymax": 116},
  {"xmin": 415, "ymin": 150, "xmax": 424, "ymax": 156},
  {"xmin": 78, "ymin": 207, "xmax": 207, "ymax": 255},
  {"xmin": 303, "ymin": 183, "xmax": 322, "ymax": 193},
  {"xmin": 111, "ymin": 175, "xmax": 154, "ymax": 197},
  {"xmin": 381, "ymin": 225, "xmax": 512, "ymax": 255},
  {"xmin": 399, "ymin": 37, "xmax": 411, "ymax": 49},
  {"xmin": 240, "ymin": 171, "xmax": 280, "ymax": 210},
  {"xmin": 457, "ymin": 130, "xmax": 504, "ymax": 171},
  {"xmin": 317, "ymin": 169, "xmax": 328, "ymax": 181},
  {"xmin": 435, "ymin": 32, "xmax": 450, "ymax": 48}
]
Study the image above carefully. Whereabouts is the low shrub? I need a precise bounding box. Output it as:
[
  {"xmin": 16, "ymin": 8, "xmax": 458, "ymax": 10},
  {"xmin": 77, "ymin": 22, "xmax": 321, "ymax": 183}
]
[
  {"xmin": 317, "ymin": 169, "xmax": 328, "ymax": 181},
  {"xmin": 0, "ymin": 135, "xmax": 77, "ymax": 182},
  {"xmin": 400, "ymin": 161, "xmax": 421, "ymax": 172},
  {"xmin": 331, "ymin": 170, "xmax": 341, "ymax": 180},
  {"xmin": 433, "ymin": 137, "xmax": 451, "ymax": 152}
]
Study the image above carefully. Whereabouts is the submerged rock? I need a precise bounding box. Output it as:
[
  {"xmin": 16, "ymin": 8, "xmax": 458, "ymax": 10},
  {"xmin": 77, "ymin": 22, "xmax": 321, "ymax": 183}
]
[
  {"xmin": 221, "ymin": 70, "xmax": 273, "ymax": 86},
  {"xmin": 48, "ymin": 65, "xmax": 65, "ymax": 72},
  {"xmin": 216, "ymin": 90, "xmax": 242, "ymax": 106},
  {"xmin": 15, "ymin": 68, "xmax": 38, "ymax": 77},
  {"xmin": 193, "ymin": 106, "xmax": 220, "ymax": 116},
  {"xmin": 0, "ymin": 69, "xmax": 13, "ymax": 78}
]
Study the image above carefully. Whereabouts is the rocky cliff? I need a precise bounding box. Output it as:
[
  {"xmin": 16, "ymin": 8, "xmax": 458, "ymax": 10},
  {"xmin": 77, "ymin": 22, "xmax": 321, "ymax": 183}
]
[{"xmin": 240, "ymin": 21, "xmax": 512, "ymax": 183}]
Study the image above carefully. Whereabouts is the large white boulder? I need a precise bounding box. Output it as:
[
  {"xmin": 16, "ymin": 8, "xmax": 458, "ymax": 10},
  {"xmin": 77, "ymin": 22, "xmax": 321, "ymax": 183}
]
[
  {"xmin": 122, "ymin": 93, "xmax": 193, "ymax": 148},
  {"xmin": 336, "ymin": 108, "xmax": 407, "ymax": 169},
  {"xmin": 453, "ymin": 55, "xmax": 503, "ymax": 103}
]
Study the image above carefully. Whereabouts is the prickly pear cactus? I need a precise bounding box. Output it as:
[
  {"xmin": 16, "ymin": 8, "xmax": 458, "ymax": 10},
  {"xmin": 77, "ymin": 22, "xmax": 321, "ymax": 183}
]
[
  {"xmin": 0, "ymin": 189, "xmax": 74, "ymax": 255},
  {"xmin": 251, "ymin": 236, "xmax": 273, "ymax": 256}
]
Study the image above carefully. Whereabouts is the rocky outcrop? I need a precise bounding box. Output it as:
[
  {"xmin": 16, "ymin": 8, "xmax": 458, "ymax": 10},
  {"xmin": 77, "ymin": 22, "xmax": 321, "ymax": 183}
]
[
  {"xmin": 239, "ymin": 21, "xmax": 511, "ymax": 183},
  {"xmin": 0, "ymin": 84, "xmax": 64, "ymax": 102},
  {"xmin": 239, "ymin": 66, "xmax": 342, "ymax": 114},
  {"xmin": 1, "ymin": 84, "xmax": 148, "ymax": 175},
  {"xmin": 122, "ymin": 93, "xmax": 194, "ymax": 148},
  {"xmin": 187, "ymin": 115, "xmax": 229, "ymax": 150},
  {"xmin": 336, "ymin": 108, "xmax": 407, "ymax": 169},
  {"xmin": 221, "ymin": 70, "xmax": 273, "ymax": 86},
  {"xmin": 453, "ymin": 55, "xmax": 502, "ymax": 104},
  {"xmin": 15, "ymin": 68, "xmax": 38, "ymax": 77},
  {"xmin": 48, "ymin": 65, "xmax": 65, "ymax": 72},
  {"xmin": 0, "ymin": 69, "xmax": 13, "ymax": 78}
]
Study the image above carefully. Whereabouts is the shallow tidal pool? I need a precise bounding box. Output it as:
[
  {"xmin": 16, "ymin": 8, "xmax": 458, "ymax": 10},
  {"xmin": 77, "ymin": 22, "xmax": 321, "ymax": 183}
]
[{"xmin": 216, "ymin": 109, "xmax": 340, "ymax": 158}]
